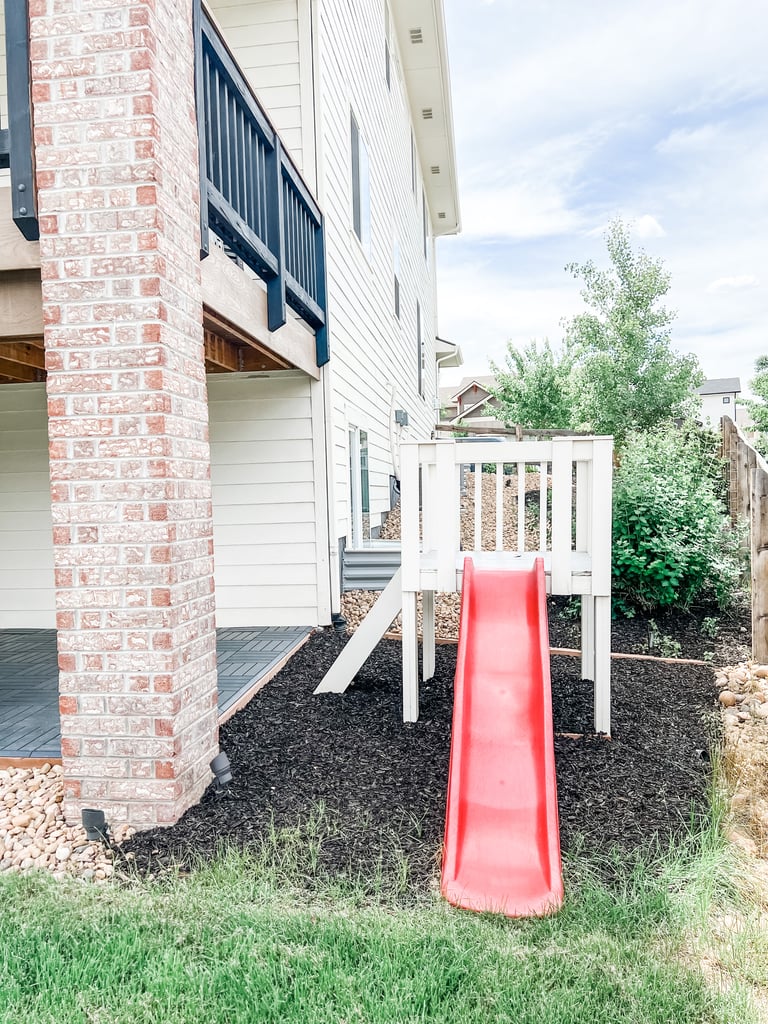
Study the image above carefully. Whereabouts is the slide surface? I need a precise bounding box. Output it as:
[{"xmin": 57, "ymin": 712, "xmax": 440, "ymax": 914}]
[{"xmin": 441, "ymin": 557, "xmax": 563, "ymax": 917}]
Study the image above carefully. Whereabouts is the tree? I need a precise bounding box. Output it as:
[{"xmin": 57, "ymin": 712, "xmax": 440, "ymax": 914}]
[
  {"xmin": 744, "ymin": 356, "xmax": 768, "ymax": 452},
  {"xmin": 488, "ymin": 339, "xmax": 574, "ymax": 430},
  {"xmin": 564, "ymin": 220, "xmax": 703, "ymax": 445}
]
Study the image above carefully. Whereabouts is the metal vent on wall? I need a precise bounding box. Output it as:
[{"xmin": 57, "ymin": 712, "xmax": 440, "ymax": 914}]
[
  {"xmin": 430, "ymin": 166, "xmax": 440, "ymax": 174},
  {"xmin": 422, "ymin": 108, "xmax": 433, "ymax": 120},
  {"xmin": 438, "ymin": 212, "xmax": 446, "ymax": 219},
  {"xmin": 410, "ymin": 28, "xmax": 423, "ymax": 43}
]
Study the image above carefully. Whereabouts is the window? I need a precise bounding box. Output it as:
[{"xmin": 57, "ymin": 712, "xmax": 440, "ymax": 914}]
[
  {"xmin": 723, "ymin": 396, "xmax": 731, "ymax": 404},
  {"xmin": 416, "ymin": 301, "xmax": 424, "ymax": 398},
  {"xmin": 384, "ymin": 4, "xmax": 391, "ymax": 90},
  {"xmin": 349, "ymin": 427, "xmax": 371, "ymax": 545},
  {"xmin": 350, "ymin": 111, "xmax": 371, "ymax": 254},
  {"xmin": 393, "ymin": 239, "xmax": 400, "ymax": 319}
]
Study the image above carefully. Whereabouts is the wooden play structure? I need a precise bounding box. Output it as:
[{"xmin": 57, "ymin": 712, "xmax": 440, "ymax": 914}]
[{"xmin": 316, "ymin": 436, "xmax": 614, "ymax": 735}]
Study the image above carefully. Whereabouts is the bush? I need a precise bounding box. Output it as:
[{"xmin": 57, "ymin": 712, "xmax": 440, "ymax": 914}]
[{"xmin": 612, "ymin": 424, "xmax": 742, "ymax": 615}]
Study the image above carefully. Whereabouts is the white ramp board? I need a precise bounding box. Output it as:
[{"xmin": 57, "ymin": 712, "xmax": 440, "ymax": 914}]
[{"xmin": 314, "ymin": 569, "xmax": 403, "ymax": 694}]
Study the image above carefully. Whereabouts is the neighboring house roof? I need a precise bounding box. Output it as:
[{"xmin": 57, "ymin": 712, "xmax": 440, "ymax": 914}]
[
  {"xmin": 450, "ymin": 392, "xmax": 501, "ymax": 423},
  {"xmin": 391, "ymin": 1, "xmax": 460, "ymax": 235},
  {"xmin": 697, "ymin": 377, "xmax": 741, "ymax": 395},
  {"xmin": 450, "ymin": 375, "xmax": 496, "ymax": 401},
  {"xmin": 435, "ymin": 336, "xmax": 463, "ymax": 367}
]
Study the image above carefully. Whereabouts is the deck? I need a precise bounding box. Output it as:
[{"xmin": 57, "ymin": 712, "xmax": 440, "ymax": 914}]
[{"xmin": 0, "ymin": 626, "xmax": 310, "ymax": 760}]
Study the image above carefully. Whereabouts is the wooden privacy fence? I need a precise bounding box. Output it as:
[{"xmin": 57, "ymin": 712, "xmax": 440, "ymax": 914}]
[{"xmin": 722, "ymin": 416, "xmax": 768, "ymax": 662}]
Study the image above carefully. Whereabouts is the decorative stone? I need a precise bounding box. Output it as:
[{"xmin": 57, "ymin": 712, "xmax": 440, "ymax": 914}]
[{"xmin": 719, "ymin": 690, "xmax": 738, "ymax": 707}]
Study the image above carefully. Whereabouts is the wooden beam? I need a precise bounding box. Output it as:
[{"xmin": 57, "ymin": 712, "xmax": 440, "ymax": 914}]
[
  {"xmin": 204, "ymin": 330, "xmax": 242, "ymax": 372},
  {"xmin": 201, "ymin": 244, "xmax": 318, "ymax": 379},
  {"xmin": 0, "ymin": 189, "xmax": 41, "ymax": 270},
  {"xmin": 204, "ymin": 307, "xmax": 292, "ymax": 370},
  {"xmin": 0, "ymin": 356, "xmax": 44, "ymax": 382},
  {"xmin": 0, "ymin": 269, "xmax": 44, "ymax": 337},
  {"xmin": 0, "ymin": 340, "xmax": 46, "ymax": 369}
]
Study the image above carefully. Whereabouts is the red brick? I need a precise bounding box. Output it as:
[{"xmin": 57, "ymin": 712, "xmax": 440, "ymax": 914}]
[{"xmin": 59, "ymin": 695, "xmax": 78, "ymax": 714}]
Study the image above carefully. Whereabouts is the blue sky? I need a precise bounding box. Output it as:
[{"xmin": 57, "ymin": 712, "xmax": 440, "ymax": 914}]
[{"xmin": 436, "ymin": 0, "xmax": 768, "ymax": 396}]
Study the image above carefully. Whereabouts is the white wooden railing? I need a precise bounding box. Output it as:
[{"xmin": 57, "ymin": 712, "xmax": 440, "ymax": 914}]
[{"xmin": 398, "ymin": 437, "xmax": 613, "ymax": 732}]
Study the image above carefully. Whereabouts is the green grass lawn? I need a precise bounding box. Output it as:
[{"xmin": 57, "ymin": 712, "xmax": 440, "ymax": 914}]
[{"xmin": 0, "ymin": 809, "xmax": 766, "ymax": 1024}]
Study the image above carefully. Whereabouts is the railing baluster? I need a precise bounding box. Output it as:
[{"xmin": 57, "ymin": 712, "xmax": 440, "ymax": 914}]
[
  {"xmin": 473, "ymin": 462, "xmax": 482, "ymax": 550},
  {"xmin": 495, "ymin": 464, "xmax": 504, "ymax": 550},
  {"xmin": 517, "ymin": 462, "xmax": 526, "ymax": 552},
  {"xmin": 539, "ymin": 461, "xmax": 548, "ymax": 551}
]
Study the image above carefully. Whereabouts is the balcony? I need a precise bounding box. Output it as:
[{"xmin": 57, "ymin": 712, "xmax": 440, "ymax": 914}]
[{"xmin": 0, "ymin": 0, "xmax": 328, "ymax": 380}]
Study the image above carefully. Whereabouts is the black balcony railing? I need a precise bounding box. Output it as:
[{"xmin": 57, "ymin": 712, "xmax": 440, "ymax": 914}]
[
  {"xmin": 194, "ymin": 3, "xmax": 329, "ymax": 366},
  {"xmin": 1, "ymin": 0, "xmax": 39, "ymax": 241},
  {"xmin": 1, "ymin": 0, "xmax": 329, "ymax": 365}
]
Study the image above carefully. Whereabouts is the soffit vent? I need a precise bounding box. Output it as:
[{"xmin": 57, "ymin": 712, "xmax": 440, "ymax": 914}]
[
  {"xmin": 410, "ymin": 28, "xmax": 423, "ymax": 44},
  {"xmin": 438, "ymin": 212, "xmax": 446, "ymax": 219},
  {"xmin": 430, "ymin": 165, "xmax": 440, "ymax": 174},
  {"xmin": 422, "ymin": 108, "xmax": 433, "ymax": 120}
]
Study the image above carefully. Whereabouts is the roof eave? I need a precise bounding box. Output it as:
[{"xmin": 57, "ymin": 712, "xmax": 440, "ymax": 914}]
[{"xmin": 390, "ymin": 0, "xmax": 461, "ymax": 237}]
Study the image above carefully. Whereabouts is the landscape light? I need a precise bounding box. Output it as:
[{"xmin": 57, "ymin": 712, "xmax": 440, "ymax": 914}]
[
  {"xmin": 81, "ymin": 807, "xmax": 111, "ymax": 845},
  {"xmin": 210, "ymin": 752, "xmax": 233, "ymax": 795}
]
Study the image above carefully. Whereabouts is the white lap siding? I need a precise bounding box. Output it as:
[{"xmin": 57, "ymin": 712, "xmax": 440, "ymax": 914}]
[
  {"xmin": 207, "ymin": 372, "xmax": 324, "ymax": 627},
  {"xmin": 206, "ymin": 0, "xmax": 312, "ymax": 182},
  {"xmin": 0, "ymin": 384, "xmax": 55, "ymax": 628}
]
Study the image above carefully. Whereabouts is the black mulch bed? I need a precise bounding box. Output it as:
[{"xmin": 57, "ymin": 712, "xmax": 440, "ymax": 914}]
[{"xmin": 123, "ymin": 601, "xmax": 751, "ymax": 896}]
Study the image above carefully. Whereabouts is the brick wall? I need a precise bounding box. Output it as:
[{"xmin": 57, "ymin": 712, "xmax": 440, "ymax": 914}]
[{"xmin": 29, "ymin": 0, "xmax": 219, "ymax": 827}]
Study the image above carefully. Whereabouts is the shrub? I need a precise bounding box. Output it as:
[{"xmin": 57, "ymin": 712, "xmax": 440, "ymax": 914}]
[{"xmin": 612, "ymin": 424, "xmax": 742, "ymax": 615}]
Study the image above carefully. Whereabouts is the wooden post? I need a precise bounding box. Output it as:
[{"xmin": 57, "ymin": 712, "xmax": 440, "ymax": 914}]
[{"xmin": 751, "ymin": 467, "xmax": 768, "ymax": 664}]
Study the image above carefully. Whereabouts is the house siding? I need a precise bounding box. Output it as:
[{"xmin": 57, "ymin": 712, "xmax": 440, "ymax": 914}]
[
  {"xmin": 207, "ymin": 372, "xmax": 322, "ymax": 626},
  {"xmin": 0, "ymin": 375, "xmax": 325, "ymax": 632},
  {"xmin": 206, "ymin": 0, "xmax": 310, "ymax": 179},
  {"xmin": 0, "ymin": 383, "xmax": 55, "ymax": 628},
  {"xmin": 315, "ymin": 0, "xmax": 439, "ymax": 542}
]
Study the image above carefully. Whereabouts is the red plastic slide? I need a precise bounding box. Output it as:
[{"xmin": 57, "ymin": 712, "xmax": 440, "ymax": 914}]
[{"xmin": 441, "ymin": 557, "xmax": 563, "ymax": 917}]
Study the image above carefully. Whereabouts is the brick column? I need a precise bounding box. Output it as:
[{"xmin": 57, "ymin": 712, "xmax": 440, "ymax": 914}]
[{"xmin": 29, "ymin": 0, "xmax": 219, "ymax": 828}]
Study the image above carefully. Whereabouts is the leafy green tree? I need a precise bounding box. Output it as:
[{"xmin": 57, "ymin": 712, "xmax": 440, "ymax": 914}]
[
  {"xmin": 488, "ymin": 339, "xmax": 574, "ymax": 430},
  {"xmin": 565, "ymin": 220, "xmax": 703, "ymax": 445},
  {"xmin": 744, "ymin": 356, "xmax": 768, "ymax": 452}
]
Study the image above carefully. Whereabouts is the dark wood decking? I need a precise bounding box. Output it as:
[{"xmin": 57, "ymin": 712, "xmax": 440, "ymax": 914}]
[{"xmin": 0, "ymin": 627, "xmax": 311, "ymax": 759}]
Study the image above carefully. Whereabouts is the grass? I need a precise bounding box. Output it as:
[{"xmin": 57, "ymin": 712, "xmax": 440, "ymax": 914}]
[{"xmin": 0, "ymin": 802, "xmax": 766, "ymax": 1024}]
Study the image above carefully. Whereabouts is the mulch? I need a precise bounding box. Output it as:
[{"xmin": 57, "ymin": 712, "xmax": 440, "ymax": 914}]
[{"xmin": 122, "ymin": 601, "xmax": 751, "ymax": 895}]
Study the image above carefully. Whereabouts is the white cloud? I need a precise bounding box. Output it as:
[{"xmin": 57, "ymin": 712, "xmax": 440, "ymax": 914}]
[
  {"xmin": 656, "ymin": 124, "xmax": 722, "ymax": 154},
  {"xmin": 458, "ymin": 181, "xmax": 580, "ymax": 240},
  {"xmin": 633, "ymin": 215, "xmax": 666, "ymax": 238},
  {"xmin": 706, "ymin": 275, "xmax": 758, "ymax": 293}
]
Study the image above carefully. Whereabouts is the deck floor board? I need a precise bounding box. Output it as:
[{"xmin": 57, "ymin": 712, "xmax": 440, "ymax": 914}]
[{"xmin": 0, "ymin": 626, "xmax": 311, "ymax": 759}]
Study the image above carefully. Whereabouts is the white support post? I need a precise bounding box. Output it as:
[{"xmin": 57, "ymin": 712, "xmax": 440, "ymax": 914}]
[
  {"xmin": 581, "ymin": 593, "xmax": 595, "ymax": 681},
  {"xmin": 435, "ymin": 442, "xmax": 459, "ymax": 591},
  {"xmin": 550, "ymin": 438, "xmax": 573, "ymax": 595},
  {"xmin": 400, "ymin": 442, "xmax": 421, "ymax": 592},
  {"xmin": 590, "ymin": 438, "xmax": 613, "ymax": 596},
  {"xmin": 402, "ymin": 590, "xmax": 419, "ymax": 722},
  {"xmin": 422, "ymin": 588, "xmax": 435, "ymax": 680},
  {"xmin": 593, "ymin": 595, "xmax": 611, "ymax": 735}
]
